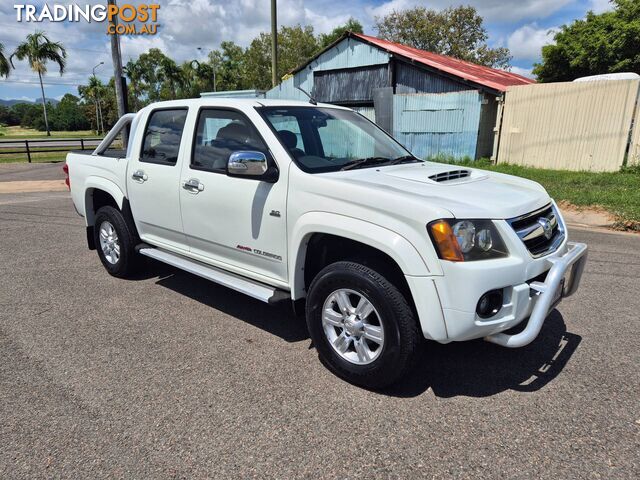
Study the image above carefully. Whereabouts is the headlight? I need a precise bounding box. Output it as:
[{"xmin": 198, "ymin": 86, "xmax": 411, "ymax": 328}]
[{"xmin": 428, "ymin": 219, "xmax": 508, "ymax": 261}]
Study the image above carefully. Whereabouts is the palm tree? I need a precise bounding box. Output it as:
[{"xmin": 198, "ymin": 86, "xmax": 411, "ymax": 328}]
[
  {"xmin": 0, "ymin": 43, "xmax": 10, "ymax": 78},
  {"xmin": 10, "ymin": 32, "xmax": 67, "ymax": 136},
  {"xmin": 79, "ymin": 77, "xmax": 106, "ymax": 133}
]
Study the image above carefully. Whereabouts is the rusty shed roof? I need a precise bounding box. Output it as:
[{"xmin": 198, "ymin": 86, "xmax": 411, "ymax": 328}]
[
  {"xmin": 293, "ymin": 32, "xmax": 535, "ymax": 93},
  {"xmin": 352, "ymin": 33, "xmax": 534, "ymax": 92}
]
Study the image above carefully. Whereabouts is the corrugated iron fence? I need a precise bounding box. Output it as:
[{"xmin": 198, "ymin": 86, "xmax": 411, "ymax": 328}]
[
  {"xmin": 631, "ymin": 99, "xmax": 640, "ymax": 165},
  {"xmin": 393, "ymin": 91, "xmax": 482, "ymax": 160},
  {"xmin": 497, "ymin": 79, "xmax": 640, "ymax": 172}
]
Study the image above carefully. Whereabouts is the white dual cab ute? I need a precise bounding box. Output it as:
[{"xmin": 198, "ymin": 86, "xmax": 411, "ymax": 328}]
[{"xmin": 66, "ymin": 98, "xmax": 587, "ymax": 388}]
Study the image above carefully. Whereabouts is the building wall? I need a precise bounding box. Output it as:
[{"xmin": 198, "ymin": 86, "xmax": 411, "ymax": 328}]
[
  {"xmin": 266, "ymin": 37, "xmax": 390, "ymax": 102},
  {"xmin": 313, "ymin": 65, "xmax": 389, "ymax": 103}
]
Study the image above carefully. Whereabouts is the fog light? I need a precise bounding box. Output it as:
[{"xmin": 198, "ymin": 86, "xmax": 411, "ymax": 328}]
[{"xmin": 476, "ymin": 290, "xmax": 503, "ymax": 318}]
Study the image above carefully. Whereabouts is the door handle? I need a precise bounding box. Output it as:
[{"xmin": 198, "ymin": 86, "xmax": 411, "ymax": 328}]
[
  {"xmin": 131, "ymin": 170, "xmax": 148, "ymax": 182},
  {"xmin": 182, "ymin": 178, "xmax": 204, "ymax": 193}
]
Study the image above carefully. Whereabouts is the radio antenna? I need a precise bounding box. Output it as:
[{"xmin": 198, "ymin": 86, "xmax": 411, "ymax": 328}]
[{"xmin": 296, "ymin": 86, "xmax": 317, "ymax": 105}]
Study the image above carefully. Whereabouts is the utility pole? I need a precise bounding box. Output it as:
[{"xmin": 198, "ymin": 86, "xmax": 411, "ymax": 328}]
[
  {"xmin": 271, "ymin": 0, "xmax": 278, "ymax": 88},
  {"xmin": 92, "ymin": 62, "xmax": 104, "ymax": 134},
  {"xmin": 107, "ymin": 0, "xmax": 128, "ymax": 146}
]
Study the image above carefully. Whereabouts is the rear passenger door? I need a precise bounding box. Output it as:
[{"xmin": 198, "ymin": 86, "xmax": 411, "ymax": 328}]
[
  {"xmin": 179, "ymin": 108, "xmax": 288, "ymax": 283},
  {"xmin": 127, "ymin": 107, "xmax": 189, "ymax": 251}
]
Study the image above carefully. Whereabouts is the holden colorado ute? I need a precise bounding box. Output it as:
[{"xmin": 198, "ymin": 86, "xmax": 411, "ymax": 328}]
[{"xmin": 65, "ymin": 98, "xmax": 588, "ymax": 388}]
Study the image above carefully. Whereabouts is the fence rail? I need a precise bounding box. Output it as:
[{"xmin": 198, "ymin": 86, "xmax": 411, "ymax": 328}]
[{"xmin": 0, "ymin": 137, "xmax": 103, "ymax": 163}]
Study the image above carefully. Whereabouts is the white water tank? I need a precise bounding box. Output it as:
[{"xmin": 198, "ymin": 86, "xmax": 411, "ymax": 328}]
[{"xmin": 573, "ymin": 72, "xmax": 640, "ymax": 82}]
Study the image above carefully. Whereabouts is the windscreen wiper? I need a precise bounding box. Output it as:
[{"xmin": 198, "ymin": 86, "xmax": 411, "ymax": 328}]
[
  {"xmin": 386, "ymin": 155, "xmax": 420, "ymax": 165},
  {"xmin": 340, "ymin": 157, "xmax": 392, "ymax": 171}
]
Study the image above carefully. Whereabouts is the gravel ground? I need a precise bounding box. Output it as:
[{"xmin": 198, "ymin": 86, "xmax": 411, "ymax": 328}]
[{"xmin": 0, "ymin": 191, "xmax": 638, "ymax": 479}]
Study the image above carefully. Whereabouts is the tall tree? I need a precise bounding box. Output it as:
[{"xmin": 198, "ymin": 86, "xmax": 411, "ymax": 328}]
[
  {"xmin": 124, "ymin": 59, "xmax": 145, "ymax": 111},
  {"xmin": 0, "ymin": 43, "xmax": 10, "ymax": 78},
  {"xmin": 318, "ymin": 18, "xmax": 364, "ymax": 49},
  {"xmin": 160, "ymin": 56, "xmax": 182, "ymax": 100},
  {"xmin": 244, "ymin": 25, "xmax": 319, "ymax": 90},
  {"xmin": 208, "ymin": 41, "xmax": 248, "ymax": 92},
  {"xmin": 374, "ymin": 6, "xmax": 511, "ymax": 68},
  {"xmin": 533, "ymin": 0, "xmax": 640, "ymax": 82},
  {"xmin": 10, "ymin": 31, "xmax": 67, "ymax": 136},
  {"xmin": 78, "ymin": 77, "xmax": 107, "ymax": 133}
]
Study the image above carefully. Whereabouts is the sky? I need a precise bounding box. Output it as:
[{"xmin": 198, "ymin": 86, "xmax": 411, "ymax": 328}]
[{"xmin": 0, "ymin": 0, "xmax": 616, "ymax": 101}]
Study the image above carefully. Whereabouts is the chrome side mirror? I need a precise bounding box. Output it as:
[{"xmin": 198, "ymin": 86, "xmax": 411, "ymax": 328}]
[{"xmin": 228, "ymin": 151, "xmax": 268, "ymax": 177}]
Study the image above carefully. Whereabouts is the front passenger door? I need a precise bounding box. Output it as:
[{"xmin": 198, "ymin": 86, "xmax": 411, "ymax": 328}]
[{"xmin": 179, "ymin": 108, "xmax": 288, "ymax": 283}]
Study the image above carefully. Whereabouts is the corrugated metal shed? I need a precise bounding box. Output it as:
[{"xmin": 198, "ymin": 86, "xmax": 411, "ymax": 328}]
[
  {"xmin": 350, "ymin": 33, "xmax": 534, "ymax": 93},
  {"xmin": 265, "ymin": 32, "xmax": 517, "ymax": 160}
]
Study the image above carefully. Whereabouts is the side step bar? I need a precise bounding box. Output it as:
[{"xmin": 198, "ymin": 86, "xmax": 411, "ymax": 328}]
[{"xmin": 137, "ymin": 246, "xmax": 290, "ymax": 304}]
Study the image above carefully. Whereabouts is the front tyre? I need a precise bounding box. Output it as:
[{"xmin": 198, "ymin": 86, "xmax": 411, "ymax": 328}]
[
  {"xmin": 94, "ymin": 206, "xmax": 139, "ymax": 278},
  {"xmin": 306, "ymin": 261, "xmax": 420, "ymax": 389}
]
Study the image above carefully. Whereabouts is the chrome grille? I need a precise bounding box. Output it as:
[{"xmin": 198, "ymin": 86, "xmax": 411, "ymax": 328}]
[
  {"xmin": 428, "ymin": 170, "xmax": 471, "ymax": 182},
  {"xmin": 507, "ymin": 204, "xmax": 565, "ymax": 257}
]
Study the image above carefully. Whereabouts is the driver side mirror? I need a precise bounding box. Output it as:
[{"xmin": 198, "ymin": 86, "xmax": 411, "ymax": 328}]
[{"xmin": 227, "ymin": 151, "xmax": 278, "ymax": 182}]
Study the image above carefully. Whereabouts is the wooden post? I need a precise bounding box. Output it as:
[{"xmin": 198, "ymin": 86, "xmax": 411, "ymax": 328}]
[{"xmin": 25, "ymin": 140, "xmax": 31, "ymax": 163}]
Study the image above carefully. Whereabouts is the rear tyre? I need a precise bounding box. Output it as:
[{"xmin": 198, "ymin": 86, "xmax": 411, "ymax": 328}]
[
  {"xmin": 94, "ymin": 206, "xmax": 139, "ymax": 278},
  {"xmin": 306, "ymin": 261, "xmax": 420, "ymax": 389}
]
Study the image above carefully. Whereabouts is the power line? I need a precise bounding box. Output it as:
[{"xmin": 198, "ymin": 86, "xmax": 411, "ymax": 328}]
[{"xmin": 0, "ymin": 79, "xmax": 86, "ymax": 86}]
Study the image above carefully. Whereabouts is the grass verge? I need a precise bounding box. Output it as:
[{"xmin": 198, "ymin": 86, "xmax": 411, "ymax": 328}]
[
  {"xmin": 0, "ymin": 126, "xmax": 101, "ymax": 139},
  {"xmin": 438, "ymin": 157, "xmax": 640, "ymax": 231}
]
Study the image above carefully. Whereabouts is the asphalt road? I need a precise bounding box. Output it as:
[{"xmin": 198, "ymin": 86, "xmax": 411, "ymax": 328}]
[
  {"xmin": 0, "ymin": 162, "xmax": 65, "ymax": 182},
  {"xmin": 0, "ymin": 190, "xmax": 638, "ymax": 479}
]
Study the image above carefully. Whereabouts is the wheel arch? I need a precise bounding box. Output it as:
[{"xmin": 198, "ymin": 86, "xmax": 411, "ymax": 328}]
[
  {"xmin": 289, "ymin": 212, "xmax": 432, "ymax": 301},
  {"xmin": 84, "ymin": 177, "xmax": 125, "ymax": 227}
]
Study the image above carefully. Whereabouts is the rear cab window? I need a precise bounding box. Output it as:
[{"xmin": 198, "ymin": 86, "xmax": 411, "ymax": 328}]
[{"xmin": 140, "ymin": 108, "xmax": 188, "ymax": 165}]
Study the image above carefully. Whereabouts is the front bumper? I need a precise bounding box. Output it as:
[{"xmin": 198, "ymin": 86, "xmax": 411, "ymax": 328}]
[
  {"xmin": 411, "ymin": 229, "xmax": 588, "ymax": 345},
  {"xmin": 484, "ymin": 241, "xmax": 587, "ymax": 347}
]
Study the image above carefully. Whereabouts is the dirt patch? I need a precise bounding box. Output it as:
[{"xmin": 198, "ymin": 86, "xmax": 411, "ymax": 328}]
[{"xmin": 558, "ymin": 201, "xmax": 639, "ymax": 232}]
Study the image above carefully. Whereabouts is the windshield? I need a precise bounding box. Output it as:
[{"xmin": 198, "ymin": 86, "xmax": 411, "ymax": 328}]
[{"xmin": 258, "ymin": 106, "xmax": 419, "ymax": 173}]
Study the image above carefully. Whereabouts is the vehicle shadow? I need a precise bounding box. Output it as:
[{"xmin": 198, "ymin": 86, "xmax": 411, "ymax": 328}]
[
  {"xmin": 141, "ymin": 261, "xmax": 580, "ymax": 398},
  {"xmin": 384, "ymin": 310, "xmax": 581, "ymax": 398},
  {"xmin": 150, "ymin": 263, "xmax": 309, "ymax": 343}
]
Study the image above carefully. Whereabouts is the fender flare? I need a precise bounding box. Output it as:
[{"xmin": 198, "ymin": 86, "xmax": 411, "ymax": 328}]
[
  {"xmin": 83, "ymin": 176, "xmax": 125, "ymax": 226},
  {"xmin": 289, "ymin": 212, "xmax": 434, "ymax": 300}
]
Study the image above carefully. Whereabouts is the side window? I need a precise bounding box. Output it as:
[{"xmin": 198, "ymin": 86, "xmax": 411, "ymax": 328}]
[
  {"xmin": 192, "ymin": 109, "xmax": 268, "ymax": 172},
  {"xmin": 140, "ymin": 109, "xmax": 188, "ymax": 165}
]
